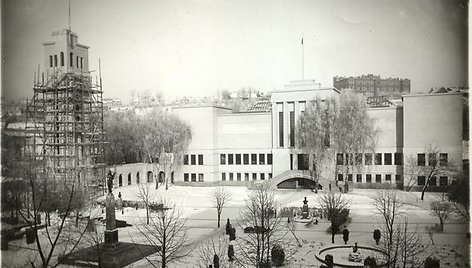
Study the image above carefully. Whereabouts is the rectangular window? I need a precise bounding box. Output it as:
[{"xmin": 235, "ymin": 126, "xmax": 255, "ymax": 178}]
[
  {"xmin": 394, "ymin": 153, "xmax": 402, "ymax": 165},
  {"xmin": 252, "ymin": 173, "xmax": 257, "ymax": 180},
  {"xmin": 290, "ymin": 154, "xmax": 293, "ymax": 170},
  {"xmin": 366, "ymin": 174, "xmax": 372, "ymax": 183},
  {"xmin": 229, "ymin": 173, "xmax": 234, "ymax": 181},
  {"xmin": 355, "ymin": 153, "xmax": 363, "ymax": 165},
  {"xmin": 336, "ymin": 153, "xmax": 344, "ymax": 165},
  {"xmin": 228, "ymin": 154, "xmax": 234, "ymax": 165},
  {"xmin": 375, "ymin": 153, "xmax": 382, "ymax": 165},
  {"xmin": 440, "ymin": 153, "xmax": 448, "ymax": 166},
  {"xmin": 395, "ymin": 175, "xmax": 402, "ymax": 182},
  {"xmin": 289, "ymin": 106, "xmax": 295, "ymax": 147},
  {"xmin": 267, "ymin": 153, "xmax": 273, "ymax": 165},
  {"xmin": 384, "ymin": 153, "xmax": 392, "ymax": 165},
  {"xmin": 198, "ymin": 154, "xmax": 203, "ymax": 165},
  {"xmin": 54, "ymin": 55, "xmax": 58, "ymax": 66},
  {"xmin": 243, "ymin": 154, "xmax": 249, "ymax": 165},
  {"xmin": 80, "ymin": 57, "xmax": 83, "ymax": 69},
  {"xmin": 236, "ymin": 154, "xmax": 241, "ymax": 165},
  {"xmin": 69, "ymin": 52, "xmax": 73, "ymax": 67},
  {"xmin": 337, "ymin": 174, "xmax": 343, "ymax": 181},
  {"xmin": 348, "ymin": 174, "xmax": 353, "ymax": 182},
  {"xmin": 222, "ymin": 173, "xmax": 226, "ymax": 181},
  {"xmin": 278, "ymin": 103, "xmax": 284, "ymax": 147},
  {"xmin": 417, "ymin": 176, "xmax": 425, "ymax": 186},
  {"xmin": 428, "ymin": 153, "xmax": 437, "ymax": 166},
  {"xmin": 260, "ymin": 173, "xmax": 265, "ymax": 180},
  {"xmin": 439, "ymin": 176, "xmax": 448, "ymax": 187},
  {"xmin": 365, "ymin": 153, "xmax": 373, "ymax": 165},
  {"xmin": 191, "ymin": 173, "xmax": 197, "ymax": 182},
  {"xmin": 244, "ymin": 173, "xmax": 249, "ymax": 181},
  {"xmin": 237, "ymin": 173, "xmax": 241, "ymax": 181},
  {"xmin": 191, "ymin": 155, "xmax": 196, "ymax": 165},
  {"xmin": 220, "ymin": 154, "xmax": 226, "ymax": 165},
  {"xmin": 417, "ymin": 154, "xmax": 425, "ymax": 166},
  {"xmin": 184, "ymin": 173, "xmax": 189, "ymax": 182},
  {"xmin": 375, "ymin": 174, "xmax": 382, "ymax": 183},
  {"xmin": 298, "ymin": 154, "xmax": 309, "ymax": 170},
  {"xmin": 76, "ymin": 56, "xmax": 79, "ymax": 67},
  {"xmin": 184, "ymin": 155, "xmax": 189, "ymax": 165},
  {"xmin": 49, "ymin": 55, "xmax": 53, "ymax": 67},
  {"xmin": 429, "ymin": 176, "xmax": 437, "ymax": 186},
  {"xmin": 356, "ymin": 174, "xmax": 362, "ymax": 183},
  {"xmin": 251, "ymin": 154, "xmax": 257, "ymax": 164},
  {"xmin": 198, "ymin": 173, "xmax": 204, "ymax": 182},
  {"xmin": 259, "ymin": 154, "xmax": 265, "ymax": 165},
  {"xmin": 269, "ymin": 173, "xmax": 272, "ymax": 179},
  {"xmin": 385, "ymin": 174, "xmax": 392, "ymax": 181}
]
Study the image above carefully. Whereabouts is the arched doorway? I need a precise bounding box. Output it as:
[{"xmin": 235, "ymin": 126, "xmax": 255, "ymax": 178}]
[
  {"xmin": 277, "ymin": 177, "xmax": 320, "ymax": 189},
  {"xmin": 136, "ymin": 171, "xmax": 140, "ymax": 184},
  {"xmin": 171, "ymin": 171, "xmax": 174, "ymax": 184},
  {"xmin": 159, "ymin": 171, "xmax": 165, "ymax": 183},
  {"xmin": 147, "ymin": 171, "xmax": 153, "ymax": 183},
  {"xmin": 118, "ymin": 174, "xmax": 123, "ymax": 187}
]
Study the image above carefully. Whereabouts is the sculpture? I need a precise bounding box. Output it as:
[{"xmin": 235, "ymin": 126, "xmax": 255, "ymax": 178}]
[{"xmin": 107, "ymin": 170, "xmax": 115, "ymax": 194}]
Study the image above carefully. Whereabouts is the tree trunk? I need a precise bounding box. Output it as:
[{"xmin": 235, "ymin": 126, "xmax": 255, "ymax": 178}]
[
  {"xmin": 217, "ymin": 214, "xmax": 221, "ymax": 228},
  {"xmin": 420, "ymin": 185, "xmax": 427, "ymax": 201},
  {"xmin": 146, "ymin": 206, "xmax": 149, "ymax": 225},
  {"xmin": 331, "ymin": 232, "xmax": 335, "ymax": 244},
  {"xmin": 75, "ymin": 211, "xmax": 79, "ymax": 227}
]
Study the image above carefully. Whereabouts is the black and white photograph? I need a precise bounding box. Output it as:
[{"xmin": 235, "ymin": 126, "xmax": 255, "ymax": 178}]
[{"xmin": 1, "ymin": 0, "xmax": 469, "ymax": 267}]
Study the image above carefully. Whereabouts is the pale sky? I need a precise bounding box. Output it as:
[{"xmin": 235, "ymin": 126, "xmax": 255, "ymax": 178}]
[{"xmin": 2, "ymin": 0, "xmax": 468, "ymax": 103}]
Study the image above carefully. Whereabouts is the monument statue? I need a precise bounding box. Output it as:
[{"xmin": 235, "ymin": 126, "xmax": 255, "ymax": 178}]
[
  {"xmin": 107, "ymin": 170, "xmax": 115, "ymax": 194},
  {"xmin": 301, "ymin": 197, "xmax": 310, "ymax": 219}
]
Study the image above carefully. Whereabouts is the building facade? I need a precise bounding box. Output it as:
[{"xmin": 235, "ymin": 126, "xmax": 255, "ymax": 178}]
[{"xmin": 333, "ymin": 74, "xmax": 411, "ymax": 99}]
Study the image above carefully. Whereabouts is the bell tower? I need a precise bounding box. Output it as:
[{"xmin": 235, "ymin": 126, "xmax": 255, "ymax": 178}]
[{"xmin": 43, "ymin": 29, "xmax": 89, "ymax": 75}]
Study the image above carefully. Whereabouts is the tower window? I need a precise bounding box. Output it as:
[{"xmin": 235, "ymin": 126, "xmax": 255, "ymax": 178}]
[
  {"xmin": 49, "ymin": 55, "xmax": 53, "ymax": 67},
  {"xmin": 80, "ymin": 57, "xmax": 83, "ymax": 69},
  {"xmin": 69, "ymin": 52, "xmax": 73, "ymax": 67},
  {"xmin": 60, "ymin": 52, "xmax": 64, "ymax": 66},
  {"xmin": 76, "ymin": 56, "xmax": 79, "ymax": 68},
  {"xmin": 54, "ymin": 55, "xmax": 58, "ymax": 67}
]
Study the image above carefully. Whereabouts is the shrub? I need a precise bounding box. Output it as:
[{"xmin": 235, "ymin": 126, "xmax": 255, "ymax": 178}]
[
  {"xmin": 364, "ymin": 256, "xmax": 377, "ymax": 267},
  {"xmin": 424, "ymin": 257, "xmax": 440, "ymax": 268},
  {"xmin": 225, "ymin": 218, "xmax": 231, "ymax": 235},
  {"xmin": 271, "ymin": 244, "xmax": 285, "ymax": 267},
  {"xmin": 373, "ymin": 229, "xmax": 381, "ymax": 245}
]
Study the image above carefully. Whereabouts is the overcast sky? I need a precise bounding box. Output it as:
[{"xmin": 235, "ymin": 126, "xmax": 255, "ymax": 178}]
[{"xmin": 2, "ymin": 0, "xmax": 468, "ymax": 103}]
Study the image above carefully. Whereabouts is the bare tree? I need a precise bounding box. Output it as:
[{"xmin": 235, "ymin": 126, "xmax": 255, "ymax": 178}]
[
  {"xmin": 404, "ymin": 145, "xmax": 457, "ymax": 200},
  {"xmin": 212, "ymin": 187, "xmax": 232, "ymax": 228},
  {"xmin": 430, "ymin": 200, "xmax": 453, "ymax": 232},
  {"xmin": 138, "ymin": 198, "xmax": 190, "ymax": 268},
  {"xmin": 137, "ymin": 182, "xmax": 156, "ymax": 225},
  {"xmin": 393, "ymin": 220, "xmax": 426, "ymax": 268},
  {"xmin": 237, "ymin": 182, "xmax": 286, "ymax": 267},
  {"xmin": 195, "ymin": 233, "xmax": 229, "ymax": 268},
  {"xmin": 317, "ymin": 192, "xmax": 350, "ymax": 243},
  {"xmin": 448, "ymin": 173, "xmax": 469, "ymax": 221}
]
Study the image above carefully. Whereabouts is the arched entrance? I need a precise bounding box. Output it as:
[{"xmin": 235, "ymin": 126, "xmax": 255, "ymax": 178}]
[
  {"xmin": 159, "ymin": 171, "xmax": 165, "ymax": 183},
  {"xmin": 170, "ymin": 171, "xmax": 174, "ymax": 184},
  {"xmin": 147, "ymin": 171, "xmax": 153, "ymax": 183},
  {"xmin": 277, "ymin": 177, "xmax": 321, "ymax": 189}
]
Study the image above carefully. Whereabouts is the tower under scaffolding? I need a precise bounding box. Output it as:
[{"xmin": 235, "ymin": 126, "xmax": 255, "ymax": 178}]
[{"xmin": 24, "ymin": 29, "xmax": 105, "ymax": 191}]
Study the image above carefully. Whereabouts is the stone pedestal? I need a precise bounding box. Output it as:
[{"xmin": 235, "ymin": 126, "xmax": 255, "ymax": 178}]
[
  {"xmin": 105, "ymin": 229, "xmax": 118, "ymax": 244},
  {"xmin": 105, "ymin": 193, "xmax": 118, "ymax": 244}
]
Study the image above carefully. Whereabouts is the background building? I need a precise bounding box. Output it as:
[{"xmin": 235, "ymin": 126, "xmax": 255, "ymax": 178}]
[{"xmin": 333, "ymin": 74, "xmax": 410, "ymax": 99}]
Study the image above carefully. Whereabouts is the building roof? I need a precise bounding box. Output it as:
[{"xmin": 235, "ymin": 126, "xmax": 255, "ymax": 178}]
[
  {"xmin": 244, "ymin": 100, "xmax": 272, "ymax": 113},
  {"xmin": 366, "ymin": 96, "xmax": 395, "ymax": 108}
]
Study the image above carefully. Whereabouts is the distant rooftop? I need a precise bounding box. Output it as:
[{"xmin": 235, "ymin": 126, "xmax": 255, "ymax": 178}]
[{"xmin": 245, "ymin": 100, "xmax": 272, "ymax": 113}]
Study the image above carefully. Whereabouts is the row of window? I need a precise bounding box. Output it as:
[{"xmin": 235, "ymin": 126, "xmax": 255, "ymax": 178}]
[
  {"xmin": 336, "ymin": 153, "xmax": 402, "ymax": 166},
  {"xmin": 48, "ymin": 52, "xmax": 84, "ymax": 69},
  {"xmin": 117, "ymin": 171, "xmax": 154, "ymax": 186},
  {"xmin": 183, "ymin": 154, "xmax": 204, "ymax": 165},
  {"xmin": 220, "ymin": 153, "xmax": 273, "ymax": 165},
  {"xmin": 417, "ymin": 153, "xmax": 448, "ymax": 166},
  {"xmin": 336, "ymin": 173, "xmax": 449, "ymax": 187},
  {"xmin": 221, "ymin": 172, "xmax": 272, "ymax": 181},
  {"xmin": 337, "ymin": 173, "xmax": 402, "ymax": 183},
  {"xmin": 183, "ymin": 173, "xmax": 204, "ymax": 182},
  {"xmin": 417, "ymin": 176, "xmax": 448, "ymax": 187}
]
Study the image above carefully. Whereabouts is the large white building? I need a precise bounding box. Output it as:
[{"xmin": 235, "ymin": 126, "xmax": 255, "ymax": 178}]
[{"xmin": 112, "ymin": 80, "xmax": 466, "ymax": 192}]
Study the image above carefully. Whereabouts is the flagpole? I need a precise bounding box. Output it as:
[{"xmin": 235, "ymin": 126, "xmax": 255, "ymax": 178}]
[{"xmin": 301, "ymin": 35, "xmax": 304, "ymax": 80}]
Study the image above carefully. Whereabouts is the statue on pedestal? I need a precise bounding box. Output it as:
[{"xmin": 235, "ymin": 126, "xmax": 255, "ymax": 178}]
[
  {"xmin": 105, "ymin": 170, "xmax": 118, "ymax": 245},
  {"xmin": 301, "ymin": 197, "xmax": 310, "ymax": 219},
  {"xmin": 107, "ymin": 170, "xmax": 115, "ymax": 194}
]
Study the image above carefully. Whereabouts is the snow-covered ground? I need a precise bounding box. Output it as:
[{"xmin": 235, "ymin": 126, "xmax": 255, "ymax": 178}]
[{"xmin": 2, "ymin": 185, "xmax": 469, "ymax": 267}]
